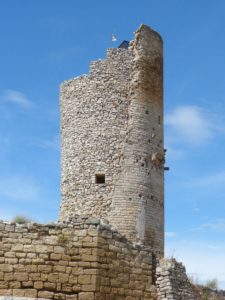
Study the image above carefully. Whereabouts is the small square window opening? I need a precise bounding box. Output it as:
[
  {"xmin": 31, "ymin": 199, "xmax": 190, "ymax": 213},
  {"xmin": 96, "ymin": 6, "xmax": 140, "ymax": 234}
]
[{"xmin": 95, "ymin": 174, "xmax": 105, "ymax": 184}]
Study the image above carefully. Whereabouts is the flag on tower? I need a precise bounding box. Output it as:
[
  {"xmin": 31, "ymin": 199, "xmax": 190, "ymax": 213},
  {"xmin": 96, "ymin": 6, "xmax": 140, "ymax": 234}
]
[{"xmin": 112, "ymin": 34, "xmax": 117, "ymax": 42}]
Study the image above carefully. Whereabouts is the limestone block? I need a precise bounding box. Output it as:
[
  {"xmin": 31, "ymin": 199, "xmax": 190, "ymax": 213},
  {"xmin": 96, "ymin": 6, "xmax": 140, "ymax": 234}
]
[
  {"xmin": 24, "ymin": 245, "xmax": 36, "ymax": 252},
  {"xmin": 61, "ymin": 283, "xmax": 73, "ymax": 292},
  {"xmin": 43, "ymin": 282, "xmax": 57, "ymax": 291},
  {"xmin": 9, "ymin": 281, "xmax": 21, "ymax": 289},
  {"xmin": 25, "ymin": 264, "xmax": 38, "ymax": 272},
  {"xmin": 5, "ymin": 258, "xmax": 18, "ymax": 264},
  {"xmin": 24, "ymin": 289, "xmax": 38, "ymax": 297},
  {"xmin": 34, "ymin": 281, "xmax": 44, "ymax": 289},
  {"xmin": 29, "ymin": 272, "xmax": 41, "ymax": 281},
  {"xmin": 53, "ymin": 265, "xmax": 66, "ymax": 272},
  {"xmin": 78, "ymin": 292, "xmax": 95, "ymax": 300},
  {"xmin": 59, "ymin": 273, "xmax": 69, "ymax": 283},
  {"xmin": 13, "ymin": 272, "xmax": 28, "ymax": 281},
  {"xmin": 0, "ymin": 264, "xmax": 13, "ymax": 272},
  {"xmin": 38, "ymin": 265, "xmax": 52, "ymax": 273},
  {"xmin": 38, "ymin": 291, "xmax": 54, "ymax": 299},
  {"xmin": 50, "ymin": 253, "xmax": 62, "ymax": 260},
  {"xmin": 66, "ymin": 295, "xmax": 78, "ymax": 300},
  {"xmin": 78, "ymin": 274, "xmax": 92, "ymax": 284},
  {"xmin": 12, "ymin": 289, "xmax": 25, "ymax": 297},
  {"xmin": 48, "ymin": 273, "xmax": 59, "ymax": 283},
  {"xmin": 3, "ymin": 273, "xmax": 13, "ymax": 281},
  {"xmin": 15, "ymin": 252, "xmax": 26, "ymax": 258},
  {"xmin": 35, "ymin": 245, "xmax": 53, "ymax": 253},
  {"xmin": 54, "ymin": 246, "xmax": 65, "ymax": 254},
  {"xmin": 81, "ymin": 254, "xmax": 97, "ymax": 262},
  {"xmin": 21, "ymin": 281, "xmax": 33, "ymax": 288},
  {"xmin": 0, "ymin": 281, "xmax": 8, "ymax": 289}
]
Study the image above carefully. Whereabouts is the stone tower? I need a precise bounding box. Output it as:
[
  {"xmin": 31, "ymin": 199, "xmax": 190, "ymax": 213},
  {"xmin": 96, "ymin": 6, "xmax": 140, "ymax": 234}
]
[{"xmin": 59, "ymin": 24, "xmax": 164, "ymax": 255}]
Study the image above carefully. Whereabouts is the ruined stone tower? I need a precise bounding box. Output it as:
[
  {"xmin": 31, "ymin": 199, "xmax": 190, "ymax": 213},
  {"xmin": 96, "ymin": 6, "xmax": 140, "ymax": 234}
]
[
  {"xmin": 0, "ymin": 24, "xmax": 202, "ymax": 300},
  {"xmin": 59, "ymin": 24, "xmax": 164, "ymax": 255}
]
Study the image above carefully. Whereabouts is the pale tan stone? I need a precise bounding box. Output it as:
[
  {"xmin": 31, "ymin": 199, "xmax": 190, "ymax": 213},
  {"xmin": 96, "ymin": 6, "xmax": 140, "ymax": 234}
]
[
  {"xmin": 35, "ymin": 244, "xmax": 53, "ymax": 253},
  {"xmin": 0, "ymin": 281, "xmax": 8, "ymax": 289},
  {"xmin": 38, "ymin": 264, "xmax": 52, "ymax": 273},
  {"xmin": 78, "ymin": 292, "xmax": 95, "ymax": 300},
  {"xmin": 51, "ymin": 253, "xmax": 62, "ymax": 260},
  {"xmin": 53, "ymin": 265, "xmax": 66, "ymax": 272},
  {"xmin": 61, "ymin": 283, "xmax": 72, "ymax": 292},
  {"xmin": 44, "ymin": 282, "xmax": 57, "ymax": 290},
  {"xmin": 4, "ymin": 272, "xmax": 13, "ymax": 280},
  {"xmin": 48, "ymin": 272, "xmax": 59, "ymax": 282},
  {"xmin": 0, "ymin": 263, "xmax": 13, "ymax": 272},
  {"xmin": 78, "ymin": 274, "xmax": 92, "ymax": 284},
  {"xmin": 13, "ymin": 289, "xmax": 25, "ymax": 297},
  {"xmin": 14, "ymin": 272, "xmax": 28, "ymax": 281},
  {"xmin": 21, "ymin": 280, "xmax": 33, "ymax": 288},
  {"xmin": 9, "ymin": 281, "xmax": 21, "ymax": 289},
  {"xmin": 24, "ymin": 289, "xmax": 38, "ymax": 297},
  {"xmin": 34, "ymin": 281, "xmax": 43, "ymax": 289},
  {"xmin": 54, "ymin": 245, "xmax": 65, "ymax": 254},
  {"xmin": 38, "ymin": 290, "xmax": 54, "ymax": 299},
  {"xmin": 24, "ymin": 244, "xmax": 36, "ymax": 252}
]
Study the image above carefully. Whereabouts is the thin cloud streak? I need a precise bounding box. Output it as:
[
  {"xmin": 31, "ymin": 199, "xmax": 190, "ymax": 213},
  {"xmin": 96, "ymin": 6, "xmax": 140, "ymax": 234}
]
[
  {"xmin": 184, "ymin": 170, "xmax": 225, "ymax": 189},
  {"xmin": 165, "ymin": 105, "xmax": 224, "ymax": 145},
  {"xmin": 1, "ymin": 90, "xmax": 33, "ymax": 108},
  {"xmin": 190, "ymin": 219, "xmax": 225, "ymax": 233},
  {"xmin": 165, "ymin": 231, "xmax": 177, "ymax": 237},
  {"xmin": 0, "ymin": 175, "xmax": 41, "ymax": 202},
  {"xmin": 34, "ymin": 135, "xmax": 60, "ymax": 150}
]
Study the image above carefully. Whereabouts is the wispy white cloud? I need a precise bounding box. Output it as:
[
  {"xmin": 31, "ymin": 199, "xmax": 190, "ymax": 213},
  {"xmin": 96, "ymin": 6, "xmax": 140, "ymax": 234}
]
[
  {"xmin": 1, "ymin": 90, "xmax": 33, "ymax": 108},
  {"xmin": 33, "ymin": 135, "xmax": 60, "ymax": 150},
  {"xmin": 0, "ymin": 175, "xmax": 40, "ymax": 202},
  {"xmin": 190, "ymin": 219, "xmax": 225, "ymax": 233},
  {"xmin": 165, "ymin": 105, "xmax": 223, "ymax": 145},
  {"xmin": 184, "ymin": 170, "xmax": 225, "ymax": 189},
  {"xmin": 165, "ymin": 231, "xmax": 177, "ymax": 237}
]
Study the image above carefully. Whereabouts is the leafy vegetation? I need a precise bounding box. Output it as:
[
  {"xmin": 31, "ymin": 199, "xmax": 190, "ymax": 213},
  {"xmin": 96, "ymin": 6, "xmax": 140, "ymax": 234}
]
[
  {"xmin": 205, "ymin": 278, "xmax": 218, "ymax": 290},
  {"xmin": 12, "ymin": 215, "xmax": 32, "ymax": 224},
  {"xmin": 189, "ymin": 276, "xmax": 223, "ymax": 300}
]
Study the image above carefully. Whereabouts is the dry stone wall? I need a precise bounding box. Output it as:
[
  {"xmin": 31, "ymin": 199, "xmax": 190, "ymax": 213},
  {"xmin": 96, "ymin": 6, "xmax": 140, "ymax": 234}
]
[
  {"xmin": 60, "ymin": 24, "xmax": 164, "ymax": 255},
  {"xmin": 156, "ymin": 258, "xmax": 200, "ymax": 299},
  {"xmin": 0, "ymin": 219, "xmax": 157, "ymax": 300}
]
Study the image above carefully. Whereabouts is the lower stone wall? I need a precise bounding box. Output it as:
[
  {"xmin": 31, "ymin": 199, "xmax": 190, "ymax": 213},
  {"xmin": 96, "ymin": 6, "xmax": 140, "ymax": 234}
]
[
  {"xmin": 156, "ymin": 258, "xmax": 200, "ymax": 299},
  {"xmin": 0, "ymin": 217, "xmax": 157, "ymax": 300}
]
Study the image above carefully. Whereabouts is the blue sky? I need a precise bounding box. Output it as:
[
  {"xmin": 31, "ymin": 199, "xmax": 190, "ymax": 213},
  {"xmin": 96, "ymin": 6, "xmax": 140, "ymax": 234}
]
[{"xmin": 1, "ymin": 0, "xmax": 225, "ymax": 288}]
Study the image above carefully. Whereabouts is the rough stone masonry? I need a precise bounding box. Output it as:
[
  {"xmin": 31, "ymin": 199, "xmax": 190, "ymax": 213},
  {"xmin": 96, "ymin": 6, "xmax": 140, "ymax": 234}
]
[
  {"xmin": 0, "ymin": 24, "xmax": 202, "ymax": 300},
  {"xmin": 59, "ymin": 24, "xmax": 164, "ymax": 256}
]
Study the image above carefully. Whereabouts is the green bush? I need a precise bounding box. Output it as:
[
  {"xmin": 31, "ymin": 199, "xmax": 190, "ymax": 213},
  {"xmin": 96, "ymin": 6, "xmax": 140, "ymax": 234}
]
[
  {"xmin": 205, "ymin": 278, "xmax": 218, "ymax": 290},
  {"xmin": 12, "ymin": 215, "xmax": 31, "ymax": 224}
]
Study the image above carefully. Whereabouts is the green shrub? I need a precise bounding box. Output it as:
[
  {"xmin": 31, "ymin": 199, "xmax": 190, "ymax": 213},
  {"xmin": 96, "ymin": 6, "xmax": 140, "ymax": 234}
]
[
  {"xmin": 205, "ymin": 278, "xmax": 218, "ymax": 290},
  {"xmin": 12, "ymin": 215, "xmax": 31, "ymax": 224}
]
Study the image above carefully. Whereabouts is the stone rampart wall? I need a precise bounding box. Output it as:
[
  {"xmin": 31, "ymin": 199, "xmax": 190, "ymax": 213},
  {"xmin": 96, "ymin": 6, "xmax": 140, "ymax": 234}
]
[
  {"xmin": 0, "ymin": 218, "xmax": 157, "ymax": 300},
  {"xmin": 156, "ymin": 258, "xmax": 200, "ymax": 299}
]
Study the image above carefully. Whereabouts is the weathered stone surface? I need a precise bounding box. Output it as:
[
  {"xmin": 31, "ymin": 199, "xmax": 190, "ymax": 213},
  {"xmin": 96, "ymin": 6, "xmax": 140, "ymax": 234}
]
[
  {"xmin": 156, "ymin": 258, "xmax": 200, "ymax": 299},
  {"xmin": 0, "ymin": 24, "xmax": 204, "ymax": 300},
  {"xmin": 0, "ymin": 219, "xmax": 155, "ymax": 299},
  {"xmin": 59, "ymin": 24, "xmax": 164, "ymax": 255},
  {"xmin": 78, "ymin": 292, "xmax": 95, "ymax": 300}
]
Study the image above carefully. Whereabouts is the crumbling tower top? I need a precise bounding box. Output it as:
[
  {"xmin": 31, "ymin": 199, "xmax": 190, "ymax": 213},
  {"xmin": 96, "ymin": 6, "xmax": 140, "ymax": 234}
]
[{"xmin": 59, "ymin": 24, "xmax": 164, "ymax": 255}]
